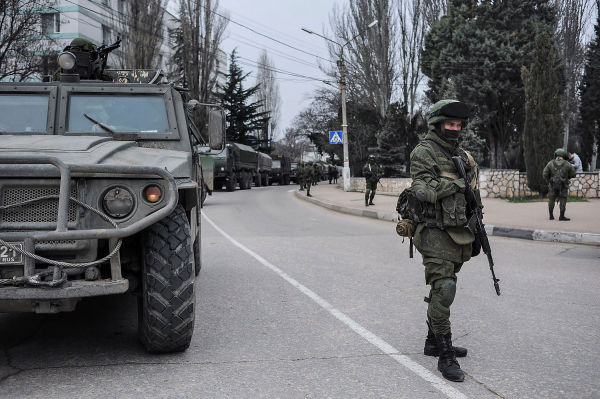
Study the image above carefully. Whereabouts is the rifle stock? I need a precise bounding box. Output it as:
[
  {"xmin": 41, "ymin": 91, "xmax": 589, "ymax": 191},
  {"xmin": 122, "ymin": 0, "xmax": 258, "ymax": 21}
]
[{"xmin": 452, "ymin": 156, "xmax": 501, "ymax": 296}]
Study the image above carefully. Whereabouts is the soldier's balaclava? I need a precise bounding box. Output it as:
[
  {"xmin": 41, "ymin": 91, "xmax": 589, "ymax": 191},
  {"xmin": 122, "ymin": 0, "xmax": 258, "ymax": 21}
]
[{"xmin": 428, "ymin": 100, "xmax": 471, "ymax": 144}]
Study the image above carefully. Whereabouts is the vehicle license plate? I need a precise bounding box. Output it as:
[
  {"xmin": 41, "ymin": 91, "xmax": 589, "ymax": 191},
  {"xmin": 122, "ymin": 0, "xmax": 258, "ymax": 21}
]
[{"xmin": 0, "ymin": 242, "xmax": 24, "ymax": 265}]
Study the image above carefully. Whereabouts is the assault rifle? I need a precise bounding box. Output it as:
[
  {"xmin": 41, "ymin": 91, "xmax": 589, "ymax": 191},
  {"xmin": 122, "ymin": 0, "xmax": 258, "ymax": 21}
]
[
  {"xmin": 452, "ymin": 156, "xmax": 501, "ymax": 296},
  {"xmin": 90, "ymin": 37, "xmax": 121, "ymax": 80}
]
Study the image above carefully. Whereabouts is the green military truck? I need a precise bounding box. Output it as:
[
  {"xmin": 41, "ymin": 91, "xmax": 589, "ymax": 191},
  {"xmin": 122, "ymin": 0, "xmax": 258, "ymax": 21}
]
[
  {"xmin": 213, "ymin": 142, "xmax": 258, "ymax": 191},
  {"xmin": 290, "ymin": 162, "xmax": 299, "ymax": 184},
  {"xmin": 0, "ymin": 39, "xmax": 225, "ymax": 353},
  {"xmin": 269, "ymin": 154, "xmax": 292, "ymax": 185},
  {"xmin": 256, "ymin": 152, "xmax": 272, "ymax": 187}
]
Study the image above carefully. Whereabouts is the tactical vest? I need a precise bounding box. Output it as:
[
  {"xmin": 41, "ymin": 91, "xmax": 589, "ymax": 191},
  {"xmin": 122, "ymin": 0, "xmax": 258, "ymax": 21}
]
[{"xmin": 397, "ymin": 140, "xmax": 477, "ymax": 229}]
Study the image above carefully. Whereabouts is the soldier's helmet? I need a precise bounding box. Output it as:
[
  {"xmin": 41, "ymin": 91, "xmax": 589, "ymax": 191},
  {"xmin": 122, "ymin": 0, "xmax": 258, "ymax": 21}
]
[
  {"xmin": 65, "ymin": 37, "xmax": 97, "ymax": 53},
  {"xmin": 428, "ymin": 99, "xmax": 472, "ymax": 128},
  {"xmin": 555, "ymin": 148, "xmax": 567, "ymax": 158}
]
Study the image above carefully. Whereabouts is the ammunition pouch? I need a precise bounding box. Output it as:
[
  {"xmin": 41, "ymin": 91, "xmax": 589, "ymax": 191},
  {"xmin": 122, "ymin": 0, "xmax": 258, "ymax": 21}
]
[{"xmin": 397, "ymin": 188, "xmax": 468, "ymax": 229}]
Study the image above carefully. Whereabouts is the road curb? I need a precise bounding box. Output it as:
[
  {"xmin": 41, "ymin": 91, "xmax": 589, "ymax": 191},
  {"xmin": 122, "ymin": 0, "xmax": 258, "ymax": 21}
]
[{"xmin": 294, "ymin": 190, "xmax": 600, "ymax": 246}]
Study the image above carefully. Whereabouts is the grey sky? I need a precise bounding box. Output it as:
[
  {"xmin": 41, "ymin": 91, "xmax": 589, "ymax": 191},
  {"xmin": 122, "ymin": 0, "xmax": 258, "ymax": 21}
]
[{"xmin": 217, "ymin": 0, "xmax": 339, "ymax": 139}]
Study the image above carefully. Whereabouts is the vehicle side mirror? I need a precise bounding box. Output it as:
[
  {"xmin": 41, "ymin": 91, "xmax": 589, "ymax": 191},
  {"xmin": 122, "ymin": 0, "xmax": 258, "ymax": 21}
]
[{"xmin": 208, "ymin": 108, "xmax": 225, "ymax": 152}]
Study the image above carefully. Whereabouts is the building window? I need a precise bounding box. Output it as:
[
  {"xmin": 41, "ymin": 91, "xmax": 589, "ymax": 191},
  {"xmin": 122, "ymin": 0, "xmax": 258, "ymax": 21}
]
[
  {"xmin": 102, "ymin": 25, "xmax": 111, "ymax": 45},
  {"xmin": 102, "ymin": 0, "xmax": 109, "ymax": 5},
  {"xmin": 118, "ymin": 0, "xmax": 126, "ymax": 14},
  {"xmin": 41, "ymin": 54, "xmax": 59, "ymax": 76},
  {"xmin": 41, "ymin": 13, "xmax": 60, "ymax": 35}
]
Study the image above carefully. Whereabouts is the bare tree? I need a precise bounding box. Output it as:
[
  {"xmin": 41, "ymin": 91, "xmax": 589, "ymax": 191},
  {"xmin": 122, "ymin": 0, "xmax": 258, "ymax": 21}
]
[
  {"xmin": 277, "ymin": 127, "xmax": 311, "ymax": 161},
  {"xmin": 397, "ymin": 0, "xmax": 426, "ymax": 115},
  {"xmin": 172, "ymin": 0, "xmax": 228, "ymax": 104},
  {"xmin": 0, "ymin": 0, "xmax": 59, "ymax": 81},
  {"xmin": 254, "ymin": 50, "xmax": 282, "ymax": 145},
  {"xmin": 114, "ymin": 0, "xmax": 168, "ymax": 69},
  {"xmin": 553, "ymin": 0, "xmax": 595, "ymax": 148},
  {"xmin": 420, "ymin": 0, "xmax": 448, "ymax": 29},
  {"xmin": 327, "ymin": 0, "xmax": 398, "ymax": 119}
]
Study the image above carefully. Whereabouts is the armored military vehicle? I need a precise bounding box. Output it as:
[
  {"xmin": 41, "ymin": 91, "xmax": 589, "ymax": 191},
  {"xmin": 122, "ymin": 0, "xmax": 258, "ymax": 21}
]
[
  {"xmin": 199, "ymin": 155, "xmax": 214, "ymax": 205},
  {"xmin": 0, "ymin": 39, "xmax": 225, "ymax": 354},
  {"xmin": 256, "ymin": 152, "xmax": 272, "ymax": 187},
  {"xmin": 269, "ymin": 154, "xmax": 291, "ymax": 185},
  {"xmin": 213, "ymin": 142, "xmax": 258, "ymax": 191}
]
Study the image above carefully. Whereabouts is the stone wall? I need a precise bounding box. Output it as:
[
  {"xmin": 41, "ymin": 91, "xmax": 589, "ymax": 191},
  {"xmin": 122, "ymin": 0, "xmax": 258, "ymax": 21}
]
[
  {"xmin": 340, "ymin": 171, "xmax": 599, "ymax": 198},
  {"xmin": 338, "ymin": 177, "xmax": 411, "ymax": 194},
  {"xmin": 480, "ymin": 169, "xmax": 599, "ymax": 198}
]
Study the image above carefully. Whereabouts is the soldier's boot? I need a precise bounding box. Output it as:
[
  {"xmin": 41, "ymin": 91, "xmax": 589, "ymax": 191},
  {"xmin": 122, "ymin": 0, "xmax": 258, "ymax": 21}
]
[
  {"xmin": 559, "ymin": 211, "xmax": 570, "ymax": 221},
  {"xmin": 424, "ymin": 321, "xmax": 467, "ymax": 357},
  {"xmin": 365, "ymin": 197, "xmax": 369, "ymax": 207},
  {"xmin": 549, "ymin": 210, "xmax": 554, "ymax": 220},
  {"xmin": 299, "ymin": 187, "xmax": 305, "ymax": 191},
  {"xmin": 436, "ymin": 333, "xmax": 465, "ymax": 382},
  {"xmin": 368, "ymin": 192, "xmax": 375, "ymax": 206}
]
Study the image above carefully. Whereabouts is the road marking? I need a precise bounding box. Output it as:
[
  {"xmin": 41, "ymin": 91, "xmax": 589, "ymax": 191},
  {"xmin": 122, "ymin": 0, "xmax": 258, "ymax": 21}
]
[
  {"xmin": 287, "ymin": 189, "xmax": 295, "ymax": 192},
  {"xmin": 203, "ymin": 213, "xmax": 468, "ymax": 399}
]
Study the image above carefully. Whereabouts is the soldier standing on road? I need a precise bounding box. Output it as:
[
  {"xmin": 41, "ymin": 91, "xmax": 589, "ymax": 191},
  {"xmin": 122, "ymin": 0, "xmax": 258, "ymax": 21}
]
[
  {"xmin": 312, "ymin": 163, "xmax": 319, "ymax": 185},
  {"xmin": 305, "ymin": 161, "xmax": 315, "ymax": 197},
  {"xmin": 328, "ymin": 165, "xmax": 333, "ymax": 184},
  {"xmin": 332, "ymin": 166, "xmax": 339, "ymax": 184},
  {"xmin": 298, "ymin": 162, "xmax": 306, "ymax": 191},
  {"xmin": 362, "ymin": 155, "xmax": 381, "ymax": 206},
  {"xmin": 543, "ymin": 149, "xmax": 576, "ymax": 221},
  {"xmin": 409, "ymin": 99, "xmax": 480, "ymax": 383}
]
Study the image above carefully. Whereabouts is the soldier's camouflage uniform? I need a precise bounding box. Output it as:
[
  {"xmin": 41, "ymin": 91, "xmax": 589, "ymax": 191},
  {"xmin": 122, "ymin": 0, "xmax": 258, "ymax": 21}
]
[
  {"xmin": 542, "ymin": 151, "xmax": 576, "ymax": 220},
  {"xmin": 409, "ymin": 101, "xmax": 481, "ymax": 345},
  {"xmin": 362, "ymin": 157, "xmax": 381, "ymax": 206}
]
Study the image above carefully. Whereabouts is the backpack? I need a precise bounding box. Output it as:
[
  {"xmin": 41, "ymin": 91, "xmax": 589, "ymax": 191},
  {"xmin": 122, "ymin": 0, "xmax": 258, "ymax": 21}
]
[{"xmin": 550, "ymin": 160, "xmax": 565, "ymax": 191}]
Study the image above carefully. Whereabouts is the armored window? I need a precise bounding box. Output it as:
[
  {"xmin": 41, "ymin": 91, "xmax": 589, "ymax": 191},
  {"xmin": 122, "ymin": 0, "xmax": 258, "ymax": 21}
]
[
  {"xmin": 67, "ymin": 95, "xmax": 170, "ymax": 134},
  {"xmin": 272, "ymin": 160, "xmax": 281, "ymax": 168},
  {"xmin": 0, "ymin": 95, "xmax": 49, "ymax": 133},
  {"xmin": 41, "ymin": 13, "xmax": 60, "ymax": 34}
]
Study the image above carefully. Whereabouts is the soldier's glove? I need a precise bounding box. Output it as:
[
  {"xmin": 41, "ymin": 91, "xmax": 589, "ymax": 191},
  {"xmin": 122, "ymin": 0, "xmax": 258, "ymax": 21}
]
[{"xmin": 452, "ymin": 179, "xmax": 466, "ymax": 193}]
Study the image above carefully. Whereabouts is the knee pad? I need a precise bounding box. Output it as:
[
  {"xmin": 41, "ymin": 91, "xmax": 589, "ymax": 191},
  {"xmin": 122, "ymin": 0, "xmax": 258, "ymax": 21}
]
[{"xmin": 440, "ymin": 279, "xmax": 456, "ymax": 307}]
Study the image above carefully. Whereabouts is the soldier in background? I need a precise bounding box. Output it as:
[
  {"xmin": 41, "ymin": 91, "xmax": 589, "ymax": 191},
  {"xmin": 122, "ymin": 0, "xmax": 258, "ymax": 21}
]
[
  {"xmin": 312, "ymin": 163, "xmax": 319, "ymax": 185},
  {"xmin": 328, "ymin": 165, "xmax": 333, "ymax": 184},
  {"xmin": 543, "ymin": 149, "xmax": 576, "ymax": 220},
  {"xmin": 298, "ymin": 162, "xmax": 306, "ymax": 191},
  {"xmin": 332, "ymin": 166, "xmax": 339, "ymax": 184},
  {"xmin": 305, "ymin": 161, "xmax": 315, "ymax": 197},
  {"xmin": 362, "ymin": 154, "xmax": 381, "ymax": 206}
]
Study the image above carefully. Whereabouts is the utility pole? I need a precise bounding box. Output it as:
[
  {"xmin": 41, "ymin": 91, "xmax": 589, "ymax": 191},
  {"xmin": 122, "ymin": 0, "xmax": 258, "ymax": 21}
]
[{"xmin": 302, "ymin": 20, "xmax": 378, "ymax": 191}]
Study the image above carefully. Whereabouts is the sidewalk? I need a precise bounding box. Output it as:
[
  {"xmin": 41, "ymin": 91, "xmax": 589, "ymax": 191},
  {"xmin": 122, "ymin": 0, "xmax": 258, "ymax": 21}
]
[{"xmin": 295, "ymin": 183, "xmax": 600, "ymax": 246}]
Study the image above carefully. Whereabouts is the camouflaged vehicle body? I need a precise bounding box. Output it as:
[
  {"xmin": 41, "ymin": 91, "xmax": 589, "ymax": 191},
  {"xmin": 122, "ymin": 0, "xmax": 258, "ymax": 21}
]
[
  {"xmin": 269, "ymin": 154, "xmax": 291, "ymax": 185},
  {"xmin": 0, "ymin": 79, "xmax": 202, "ymax": 313},
  {"xmin": 213, "ymin": 143, "xmax": 259, "ymax": 191}
]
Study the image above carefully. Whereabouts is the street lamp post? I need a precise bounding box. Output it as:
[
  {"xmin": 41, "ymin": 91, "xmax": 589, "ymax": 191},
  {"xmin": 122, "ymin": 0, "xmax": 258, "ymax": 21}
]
[{"xmin": 302, "ymin": 20, "xmax": 378, "ymax": 192}]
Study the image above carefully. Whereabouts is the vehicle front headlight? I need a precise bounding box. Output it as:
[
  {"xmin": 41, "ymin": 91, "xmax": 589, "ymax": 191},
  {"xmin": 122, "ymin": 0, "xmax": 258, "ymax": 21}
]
[
  {"xmin": 57, "ymin": 51, "xmax": 77, "ymax": 70},
  {"xmin": 103, "ymin": 187, "xmax": 134, "ymax": 218},
  {"xmin": 221, "ymin": 167, "xmax": 225, "ymax": 171}
]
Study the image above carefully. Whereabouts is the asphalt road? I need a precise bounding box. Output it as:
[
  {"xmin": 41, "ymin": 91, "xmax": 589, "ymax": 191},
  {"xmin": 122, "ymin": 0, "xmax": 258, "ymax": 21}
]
[{"xmin": 0, "ymin": 185, "xmax": 598, "ymax": 398}]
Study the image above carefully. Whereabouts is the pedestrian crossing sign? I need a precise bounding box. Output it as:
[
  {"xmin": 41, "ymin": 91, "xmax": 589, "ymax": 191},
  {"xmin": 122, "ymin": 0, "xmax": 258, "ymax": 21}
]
[{"xmin": 329, "ymin": 131, "xmax": 343, "ymax": 144}]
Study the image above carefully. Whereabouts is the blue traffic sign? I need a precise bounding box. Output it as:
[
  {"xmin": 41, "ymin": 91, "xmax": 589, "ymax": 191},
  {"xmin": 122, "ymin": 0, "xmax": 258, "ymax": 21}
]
[{"xmin": 329, "ymin": 131, "xmax": 343, "ymax": 144}]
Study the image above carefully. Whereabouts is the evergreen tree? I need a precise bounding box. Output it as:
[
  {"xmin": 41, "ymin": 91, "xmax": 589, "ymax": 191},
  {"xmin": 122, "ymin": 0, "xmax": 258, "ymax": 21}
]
[
  {"xmin": 578, "ymin": 8, "xmax": 600, "ymax": 170},
  {"xmin": 421, "ymin": 0, "xmax": 558, "ymax": 169},
  {"xmin": 371, "ymin": 102, "xmax": 409, "ymax": 177},
  {"xmin": 217, "ymin": 50, "xmax": 270, "ymax": 146},
  {"xmin": 521, "ymin": 33, "xmax": 563, "ymax": 196}
]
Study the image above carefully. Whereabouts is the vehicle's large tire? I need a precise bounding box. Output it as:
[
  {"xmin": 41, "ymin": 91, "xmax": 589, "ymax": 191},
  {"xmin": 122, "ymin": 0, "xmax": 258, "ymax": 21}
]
[
  {"xmin": 225, "ymin": 173, "xmax": 236, "ymax": 192},
  {"xmin": 262, "ymin": 173, "xmax": 268, "ymax": 186},
  {"xmin": 246, "ymin": 172, "xmax": 252, "ymax": 190},
  {"xmin": 239, "ymin": 171, "xmax": 248, "ymax": 190},
  {"xmin": 284, "ymin": 175, "xmax": 290, "ymax": 185},
  {"xmin": 191, "ymin": 208, "xmax": 201, "ymax": 277},
  {"xmin": 255, "ymin": 173, "xmax": 262, "ymax": 187},
  {"xmin": 138, "ymin": 204, "xmax": 195, "ymax": 353}
]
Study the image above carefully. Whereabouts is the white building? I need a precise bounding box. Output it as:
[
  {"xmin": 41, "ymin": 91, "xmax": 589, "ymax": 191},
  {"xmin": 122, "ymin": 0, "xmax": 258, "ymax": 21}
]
[{"xmin": 37, "ymin": 0, "xmax": 227, "ymax": 86}]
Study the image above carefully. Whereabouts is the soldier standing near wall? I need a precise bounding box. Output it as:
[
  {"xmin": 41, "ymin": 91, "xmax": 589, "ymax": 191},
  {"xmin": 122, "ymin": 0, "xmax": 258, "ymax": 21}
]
[
  {"xmin": 543, "ymin": 149, "xmax": 576, "ymax": 220},
  {"xmin": 362, "ymin": 155, "xmax": 381, "ymax": 206}
]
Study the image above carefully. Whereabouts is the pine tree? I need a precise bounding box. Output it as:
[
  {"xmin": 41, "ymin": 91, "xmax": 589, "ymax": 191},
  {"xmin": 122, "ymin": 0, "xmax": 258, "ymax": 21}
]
[
  {"xmin": 578, "ymin": 9, "xmax": 600, "ymax": 170},
  {"xmin": 217, "ymin": 50, "xmax": 270, "ymax": 146},
  {"xmin": 371, "ymin": 102, "xmax": 409, "ymax": 177},
  {"xmin": 421, "ymin": 0, "xmax": 558, "ymax": 169},
  {"xmin": 521, "ymin": 33, "xmax": 563, "ymax": 196}
]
